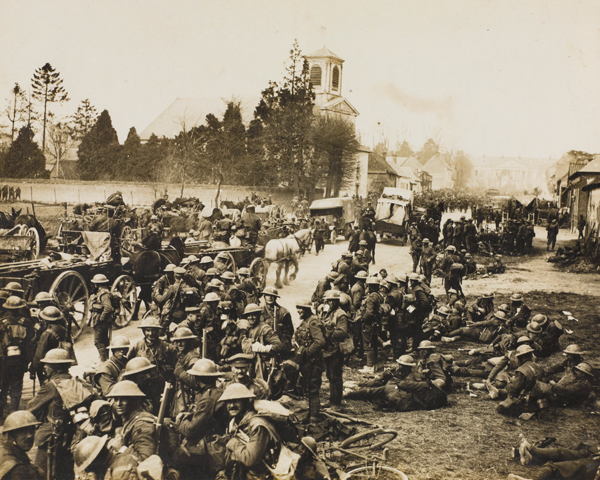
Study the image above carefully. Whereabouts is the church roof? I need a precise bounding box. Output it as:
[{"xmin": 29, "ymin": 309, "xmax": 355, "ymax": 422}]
[
  {"xmin": 319, "ymin": 97, "xmax": 359, "ymax": 117},
  {"xmin": 306, "ymin": 46, "xmax": 344, "ymax": 62}
]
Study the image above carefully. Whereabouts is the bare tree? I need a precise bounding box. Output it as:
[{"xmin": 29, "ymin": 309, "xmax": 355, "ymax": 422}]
[{"xmin": 46, "ymin": 113, "xmax": 76, "ymax": 178}]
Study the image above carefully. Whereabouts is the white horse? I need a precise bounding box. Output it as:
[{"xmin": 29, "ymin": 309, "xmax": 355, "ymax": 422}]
[{"xmin": 264, "ymin": 229, "xmax": 313, "ymax": 289}]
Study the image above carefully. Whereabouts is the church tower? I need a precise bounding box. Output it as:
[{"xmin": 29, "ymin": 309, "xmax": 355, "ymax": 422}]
[{"xmin": 305, "ymin": 47, "xmax": 359, "ymax": 123}]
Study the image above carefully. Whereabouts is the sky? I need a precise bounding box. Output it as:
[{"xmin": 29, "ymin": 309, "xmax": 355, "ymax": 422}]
[{"xmin": 1, "ymin": 0, "xmax": 599, "ymax": 160}]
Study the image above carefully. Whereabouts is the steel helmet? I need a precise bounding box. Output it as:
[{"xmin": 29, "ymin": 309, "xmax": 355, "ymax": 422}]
[
  {"xmin": 180, "ymin": 258, "xmax": 190, "ymax": 265},
  {"xmin": 122, "ymin": 357, "xmax": 156, "ymax": 377},
  {"xmin": 366, "ymin": 277, "xmax": 380, "ymax": 285},
  {"xmin": 34, "ymin": 291, "xmax": 54, "ymax": 303},
  {"xmin": 563, "ymin": 344, "xmax": 584, "ymax": 355},
  {"xmin": 446, "ymin": 245, "xmax": 456, "ymax": 252},
  {"xmin": 339, "ymin": 293, "xmax": 351, "ymax": 308},
  {"xmin": 326, "ymin": 271, "xmax": 340, "ymax": 280},
  {"xmin": 409, "ymin": 273, "xmax": 420, "ymax": 282},
  {"xmin": 138, "ymin": 317, "xmax": 162, "ymax": 329},
  {"xmin": 516, "ymin": 344, "xmax": 535, "ymax": 357},
  {"xmin": 423, "ymin": 238, "xmax": 430, "ymax": 244},
  {"xmin": 108, "ymin": 335, "xmax": 131, "ymax": 350},
  {"xmin": 526, "ymin": 322, "xmax": 542, "ymax": 334},
  {"xmin": 74, "ymin": 435, "xmax": 109, "ymax": 473},
  {"xmin": 164, "ymin": 264, "xmax": 176, "ymax": 272},
  {"xmin": 387, "ymin": 276, "xmax": 399, "ymax": 285},
  {"xmin": 517, "ymin": 336, "xmax": 532, "ymax": 344},
  {"xmin": 187, "ymin": 358, "xmax": 223, "ymax": 377},
  {"xmin": 91, "ymin": 274, "xmax": 109, "ymax": 284},
  {"xmin": 342, "ymin": 251, "xmax": 353, "ymax": 258},
  {"xmin": 216, "ymin": 252, "xmax": 229, "ymax": 260},
  {"xmin": 200, "ymin": 256, "xmax": 213, "ymax": 264},
  {"xmin": 531, "ymin": 314, "xmax": 548, "ymax": 327},
  {"xmin": 89, "ymin": 400, "xmax": 111, "ymax": 418},
  {"xmin": 204, "ymin": 292, "xmax": 221, "ymax": 302},
  {"xmin": 301, "ymin": 436, "xmax": 318, "ymax": 457},
  {"xmin": 379, "ymin": 280, "xmax": 391, "ymax": 291},
  {"xmin": 40, "ymin": 306, "xmax": 63, "ymax": 322},
  {"xmin": 188, "ymin": 255, "xmax": 199, "ymax": 263},
  {"xmin": 494, "ymin": 311, "xmax": 507, "ymax": 321},
  {"xmin": 574, "ymin": 362, "xmax": 594, "ymax": 377},
  {"xmin": 171, "ymin": 327, "xmax": 197, "ymax": 341},
  {"xmin": 206, "ymin": 268, "xmax": 219, "ymax": 276},
  {"xmin": 419, "ymin": 275, "xmax": 427, "ymax": 283},
  {"xmin": 296, "ymin": 300, "xmax": 313, "ymax": 310},
  {"xmin": 355, "ymin": 271, "xmax": 368, "ymax": 280},
  {"xmin": 208, "ymin": 279, "xmax": 224, "ymax": 288},
  {"xmin": 218, "ymin": 383, "xmax": 256, "ymax": 402},
  {"xmin": 482, "ymin": 293, "xmax": 494, "ymax": 300},
  {"xmin": 359, "ymin": 240, "xmax": 368, "ymax": 246},
  {"xmin": 417, "ymin": 340, "xmax": 436, "ymax": 350},
  {"xmin": 243, "ymin": 303, "xmax": 263, "ymax": 316},
  {"xmin": 396, "ymin": 355, "xmax": 416, "ymax": 366},
  {"xmin": 510, "ymin": 293, "xmax": 523, "ymax": 302},
  {"xmin": 498, "ymin": 304, "xmax": 510, "ymax": 313},
  {"xmin": 3, "ymin": 296, "xmax": 27, "ymax": 309},
  {"xmin": 4, "ymin": 281, "xmax": 24, "ymax": 293},
  {"xmin": 221, "ymin": 271, "xmax": 235, "ymax": 281},
  {"xmin": 236, "ymin": 319, "xmax": 250, "ymax": 330},
  {"xmin": 106, "ymin": 380, "xmax": 146, "ymax": 398},
  {"xmin": 41, "ymin": 348, "xmax": 75, "ymax": 364},
  {"xmin": 323, "ymin": 290, "xmax": 341, "ymax": 301},
  {"xmin": 261, "ymin": 286, "xmax": 280, "ymax": 298},
  {"xmin": 2, "ymin": 410, "xmax": 40, "ymax": 433},
  {"xmin": 0, "ymin": 290, "xmax": 9, "ymax": 301},
  {"xmin": 237, "ymin": 267, "xmax": 250, "ymax": 276}
]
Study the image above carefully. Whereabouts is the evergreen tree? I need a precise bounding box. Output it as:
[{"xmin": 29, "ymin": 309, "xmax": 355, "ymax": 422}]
[
  {"xmin": 77, "ymin": 110, "xmax": 121, "ymax": 180},
  {"xmin": 121, "ymin": 126, "xmax": 142, "ymax": 179},
  {"xmin": 0, "ymin": 125, "xmax": 47, "ymax": 178},
  {"xmin": 5, "ymin": 83, "xmax": 28, "ymax": 142},
  {"xmin": 31, "ymin": 63, "xmax": 69, "ymax": 153},
  {"xmin": 396, "ymin": 140, "xmax": 414, "ymax": 157},
  {"xmin": 417, "ymin": 138, "xmax": 439, "ymax": 165},
  {"xmin": 72, "ymin": 99, "xmax": 98, "ymax": 140}
]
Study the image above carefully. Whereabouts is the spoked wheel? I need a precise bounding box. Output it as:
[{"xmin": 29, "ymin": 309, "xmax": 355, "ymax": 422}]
[
  {"xmin": 249, "ymin": 257, "xmax": 268, "ymax": 290},
  {"xmin": 49, "ymin": 271, "xmax": 89, "ymax": 341},
  {"xmin": 25, "ymin": 227, "xmax": 40, "ymax": 260},
  {"xmin": 340, "ymin": 429, "xmax": 398, "ymax": 451},
  {"xmin": 346, "ymin": 465, "xmax": 408, "ymax": 480},
  {"xmin": 111, "ymin": 275, "xmax": 138, "ymax": 328},
  {"xmin": 120, "ymin": 225, "xmax": 137, "ymax": 251},
  {"xmin": 218, "ymin": 252, "xmax": 237, "ymax": 275}
]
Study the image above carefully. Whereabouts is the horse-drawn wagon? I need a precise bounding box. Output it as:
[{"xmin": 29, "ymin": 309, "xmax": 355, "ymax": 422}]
[
  {"xmin": 309, "ymin": 197, "xmax": 356, "ymax": 244},
  {"xmin": 0, "ymin": 207, "xmax": 46, "ymax": 262},
  {"xmin": 375, "ymin": 187, "xmax": 412, "ymax": 242}
]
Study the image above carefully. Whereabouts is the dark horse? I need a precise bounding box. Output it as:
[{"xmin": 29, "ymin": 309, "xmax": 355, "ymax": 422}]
[
  {"xmin": 0, "ymin": 207, "xmax": 48, "ymax": 252},
  {"xmin": 360, "ymin": 229, "xmax": 377, "ymax": 264}
]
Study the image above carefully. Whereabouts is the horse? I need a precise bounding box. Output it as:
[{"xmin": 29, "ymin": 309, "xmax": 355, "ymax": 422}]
[
  {"xmin": 360, "ymin": 229, "xmax": 377, "ymax": 264},
  {"xmin": 264, "ymin": 229, "xmax": 312, "ymax": 289}
]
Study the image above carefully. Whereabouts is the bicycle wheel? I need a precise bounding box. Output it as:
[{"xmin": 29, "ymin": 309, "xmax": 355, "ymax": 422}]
[
  {"xmin": 340, "ymin": 429, "xmax": 398, "ymax": 451},
  {"xmin": 346, "ymin": 465, "xmax": 408, "ymax": 480}
]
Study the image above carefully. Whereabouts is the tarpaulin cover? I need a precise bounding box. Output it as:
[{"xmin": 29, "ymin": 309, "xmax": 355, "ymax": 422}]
[{"xmin": 81, "ymin": 231, "xmax": 111, "ymax": 260}]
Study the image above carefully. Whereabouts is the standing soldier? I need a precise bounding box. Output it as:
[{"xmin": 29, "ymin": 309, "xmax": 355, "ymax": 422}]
[
  {"xmin": 242, "ymin": 303, "xmax": 283, "ymax": 381},
  {"xmin": 322, "ymin": 290, "xmax": 349, "ymax": 409},
  {"xmin": 465, "ymin": 218, "xmax": 477, "ymax": 253},
  {"xmin": 410, "ymin": 237, "xmax": 423, "ymax": 273},
  {"xmin": 359, "ymin": 277, "xmax": 383, "ymax": 374},
  {"xmin": 151, "ymin": 264, "xmax": 176, "ymax": 317},
  {"xmin": 89, "ymin": 274, "xmax": 114, "ymax": 362},
  {"xmin": 241, "ymin": 205, "xmax": 261, "ymax": 245},
  {"xmin": 350, "ymin": 271, "xmax": 367, "ymax": 359},
  {"xmin": 546, "ymin": 219, "xmax": 559, "ymax": 251},
  {"xmin": 1, "ymin": 296, "xmax": 35, "ymax": 415},
  {"xmin": 260, "ymin": 287, "xmax": 294, "ymax": 352},
  {"xmin": 385, "ymin": 276, "xmax": 405, "ymax": 359},
  {"xmin": 313, "ymin": 220, "xmax": 327, "ymax": 256},
  {"xmin": 440, "ymin": 245, "xmax": 460, "ymax": 297},
  {"xmin": 0, "ymin": 411, "xmax": 43, "ymax": 480},
  {"xmin": 237, "ymin": 267, "xmax": 259, "ymax": 305},
  {"xmin": 293, "ymin": 301, "xmax": 325, "ymax": 423},
  {"xmin": 161, "ymin": 266, "xmax": 197, "ymax": 331},
  {"xmin": 171, "ymin": 327, "xmax": 201, "ymax": 417},
  {"xmin": 420, "ymin": 239, "xmax": 436, "ymax": 284},
  {"xmin": 406, "ymin": 274, "xmax": 431, "ymax": 352}
]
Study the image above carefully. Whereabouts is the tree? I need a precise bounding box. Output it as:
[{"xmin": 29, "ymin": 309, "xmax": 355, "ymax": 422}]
[
  {"xmin": 46, "ymin": 113, "xmax": 76, "ymax": 178},
  {"xmin": 77, "ymin": 110, "xmax": 120, "ymax": 180},
  {"xmin": 121, "ymin": 126, "xmax": 142, "ymax": 179},
  {"xmin": 31, "ymin": 63, "xmax": 69, "ymax": 153},
  {"xmin": 5, "ymin": 83, "xmax": 28, "ymax": 142},
  {"xmin": 72, "ymin": 99, "xmax": 98, "ymax": 140},
  {"xmin": 313, "ymin": 115, "xmax": 360, "ymax": 197},
  {"xmin": 253, "ymin": 40, "xmax": 316, "ymax": 195},
  {"xmin": 395, "ymin": 140, "xmax": 414, "ymax": 157},
  {"xmin": 0, "ymin": 124, "xmax": 47, "ymax": 178},
  {"xmin": 417, "ymin": 138, "xmax": 439, "ymax": 165}
]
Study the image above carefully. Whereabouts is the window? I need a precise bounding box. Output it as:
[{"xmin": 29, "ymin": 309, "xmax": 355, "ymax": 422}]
[
  {"xmin": 310, "ymin": 65, "xmax": 322, "ymax": 86},
  {"xmin": 332, "ymin": 66, "xmax": 340, "ymax": 90}
]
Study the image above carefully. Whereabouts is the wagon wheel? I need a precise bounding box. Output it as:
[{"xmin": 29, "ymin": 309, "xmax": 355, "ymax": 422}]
[
  {"xmin": 111, "ymin": 275, "xmax": 138, "ymax": 328},
  {"xmin": 25, "ymin": 227, "xmax": 40, "ymax": 260},
  {"xmin": 49, "ymin": 271, "xmax": 89, "ymax": 341},
  {"xmin": 120, "ymin": 225, "xmax": 136, "ymax": 251},
  {"xmin": 218, "ymin": 252, "xmax": 237, "ymax": 274},
  {"xmin": 249, "ymin": 257, "xmax": 268, "ymax": 291}
]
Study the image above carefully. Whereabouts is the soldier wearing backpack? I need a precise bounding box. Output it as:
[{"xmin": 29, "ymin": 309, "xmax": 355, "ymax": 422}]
[
  {"xmin": 358, "ymin": 277, "xmax": 384, "ymax": 374},
  {"xmin": 89, "ymin": 274, "xmax": 115, "ymax": 362}
]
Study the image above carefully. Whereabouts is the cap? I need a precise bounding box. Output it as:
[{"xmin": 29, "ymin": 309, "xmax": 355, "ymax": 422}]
[{"xmin": 227, "ymin": 353, "xmax": 254, "ymax": 366}]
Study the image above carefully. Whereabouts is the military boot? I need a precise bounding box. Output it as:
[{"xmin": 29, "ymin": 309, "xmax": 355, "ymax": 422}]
[{"xmin": 309, "ymin": 397, "xmax": 321, "ymax": 424}]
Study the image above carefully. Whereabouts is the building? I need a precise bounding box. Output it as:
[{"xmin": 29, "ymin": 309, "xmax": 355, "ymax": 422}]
[
  {"xmin": 384, "ymin": 156, "xmax": 422, "ymax": 192},
  {"xmin": 305, "ymin": 47, "xmax": 360, "ymax": 124},
  {"xmin": 567, "ymin": 156, "xmax": 600, "ymax": 232},
  {"xmin": 470, "ymin": 155, "xmax": 552, "ymax": 195},
  {"xmin": 423, "ymin": 153, "xmax": 455, "ymax": 190}
]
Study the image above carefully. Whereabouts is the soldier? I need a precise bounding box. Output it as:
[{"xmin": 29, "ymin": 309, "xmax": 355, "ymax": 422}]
[
  {"xmin": 533, "ymin": 314, "xmax": 564, "ymax": 358},
  {"xmin": 442, "ymin": 219, "xmax": 454, "ymax": 247},
  {"xmin": 312, "ymin": 271, "xmax": 337, "ymax": 306},
  {"xmin": 1, "ymin": 296, "xmax": 35, "ymax": 415},
  {"xmin": 190, "ymin": 292, "xmax": 221, "ymax": 361},
  {"xmin": 171, "ymin": 327, "xmax": 201, "ymax": 417},
  {"xmin": 357, "ymin": 239, "xmax": 373, "ymax": 265},
  {"xmin": 121, "ymin": 357, "xmax": 164, "ymax": 415},
  {"xmin": 223, "ymin": 353, "xmax": 270, "ymax": 400},
  {"xmin": 105, "ymin": 380, "xmax": 157, "ymax": 467},
  {"xmin": 443, "ymin": 310, "xmax": 506, "ymax": 344},
  {"xmin": 313, "ymin": 219, "xmax": 327, "ymax": 256},
  {"xmin": 128, "ymin": 316, "xmax": 178, "ymax": 384},
  {"xmin": 27, "ymin": 348, "xmax": 86, "ymax": 480},
  {"xmin": 241, "ymin": 205, "xmax": 261, "ymax": 245},
  {"xmin": 260, "ymin": 286, "xmax": 294, "ymax": 352},
  {"xmin": 410, "ymin": 236, "xmax": 423, "ymax": 273},
  {"xmin": 72, "ymin": 435, "xmax": 115, "ymax": 480},
  {"xmin": 507, "ymin": 293, "xmax": 531, "ymax": 329},
  {"xmin": 440, "ymin": 245, "xmax": 460, "ymax": 296},
  {"xmin": 383, "ymin": 276, "xmax": 405, "ymax": 359},
  {"xmin": 161, "ymin": 266, "xmax": 197, "ymax": 330},
  {"xmin": 405, "ymin": 273, "xmax": 431, "ymax": 353},
  {"xmin": 544, "ymin": 344, "xmax": 585, "ymax": 377},
  {"xmin": 0, "ymin": 410, "xmax": 43, "ymax": 480},
  {"xmin": 89, "ymin": 274, "xmax": 114, "ymax": 362},
  {"xmin": 237, "ymin": 267, "xmax": 259, "ymax": 305},
  {"xmin": 524, "ymin": 221, "xmax": 536, "ymax": 254},
  {"xmin": 414, "ymin": 340, "xmax": 453, "ymax": 390},
  {"xmin": 546, "ymin": 219, "xmax": 559, "ymax": 251},
  {"xmin": 321, "ymin": 290, "xmax": 349, "ymax": 409},
  {"xmin": 420, "ymin": 238, "xmax": 436, "ymax": 283},
  {"xmin": 219, "ymin": 383, "xmax": 281, "ymax": 480},
  {"xmin": 242, "ymin": 303, "xmax": 283, "ymax": 381},
  {"xmin": 171, "ymin": 358, "xmax": 226, "ymax": 472},
  {"xmin": 336, "ymin": 252, "xmax": 354, "ymax": 281},
  {"xmin": 543, "ymin": 362, "xmax": 595, "ymax": 407},
  {"xmin": 358, "ymin": 277, "xmax": 383, "ymax": 374},
  {"xmin": 465, "ymin": 218, "xmax": 477, "ymax": 253},
  {"xmin": 93, "ymin": 335, "xmax": 130, "ymax": 397},
  {"xmin": 151, "ymin": 263, "xmax": 176, "ymax": 318}
]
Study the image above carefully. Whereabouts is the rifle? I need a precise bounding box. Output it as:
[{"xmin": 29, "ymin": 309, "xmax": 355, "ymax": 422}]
[
  {"xmin": 155, "ymin": 382, "xmax": 172, "ymax": 454},
  {"xmin": 202, "ymin": 329, "xmax": 208, "ymax": 359}
]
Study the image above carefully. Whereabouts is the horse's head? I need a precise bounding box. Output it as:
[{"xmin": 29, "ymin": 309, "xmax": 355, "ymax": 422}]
[{"xmin": 11, "ymin": 207, "xmax": 21, "ymax": 221}]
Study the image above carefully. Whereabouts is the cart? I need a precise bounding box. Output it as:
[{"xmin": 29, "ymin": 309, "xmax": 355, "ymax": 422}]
[
  {"xmin": 309, "ymin": 197, "xmax": 356, "ymax": 244},
  {"xmin": 0, "ymin": 225, "xmax": 41, "ymax": 262},
  {"xmin": 375, "ymin": 187, "xmax": 412, "ymax": 242}
]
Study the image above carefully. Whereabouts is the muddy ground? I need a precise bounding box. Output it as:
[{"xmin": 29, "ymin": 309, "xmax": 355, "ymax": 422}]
[{"xmin": 4, "ymin": 205, "xmax": 600, "ymax": 479}]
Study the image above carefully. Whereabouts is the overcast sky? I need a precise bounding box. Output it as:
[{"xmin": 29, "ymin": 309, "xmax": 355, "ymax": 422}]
[{"xmin": 1, "ymin": 0, "xmax": 599, "ymax": 159}]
